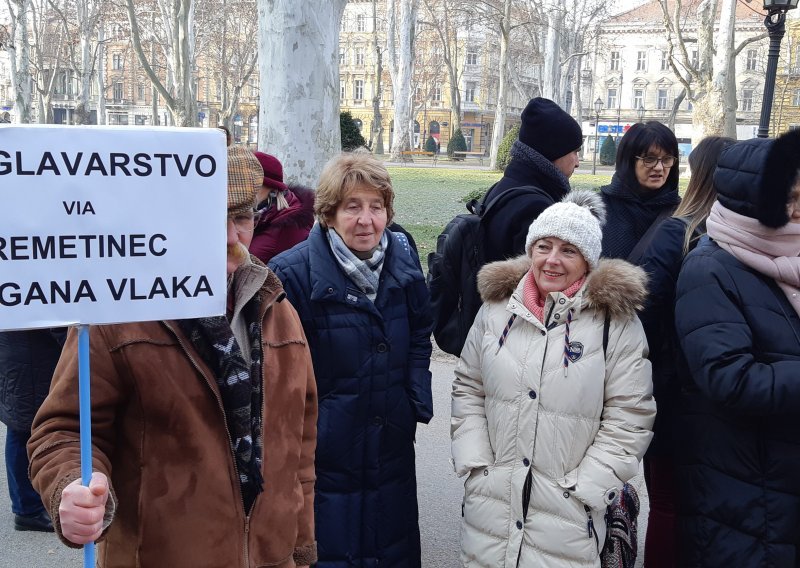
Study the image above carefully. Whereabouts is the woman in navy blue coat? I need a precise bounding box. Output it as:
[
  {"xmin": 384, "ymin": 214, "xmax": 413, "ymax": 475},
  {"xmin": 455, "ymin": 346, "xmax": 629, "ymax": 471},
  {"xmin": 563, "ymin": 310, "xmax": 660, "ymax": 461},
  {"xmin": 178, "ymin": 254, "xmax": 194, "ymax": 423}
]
[
  {"xmin": 674, "ymin": 130, "xmax": 800, "ymax": 566},
  {"xmin": 269, "ymin": 150, "xmax": 433, "ymax": 568}
]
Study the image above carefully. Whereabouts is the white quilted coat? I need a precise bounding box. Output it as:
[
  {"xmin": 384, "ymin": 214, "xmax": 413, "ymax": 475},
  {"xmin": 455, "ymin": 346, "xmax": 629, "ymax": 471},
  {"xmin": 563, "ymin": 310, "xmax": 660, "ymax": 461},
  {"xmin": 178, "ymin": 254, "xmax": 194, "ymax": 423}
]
[{"xmin": 451, "ymin": 256, "xmax": 656, "ymax": 567}]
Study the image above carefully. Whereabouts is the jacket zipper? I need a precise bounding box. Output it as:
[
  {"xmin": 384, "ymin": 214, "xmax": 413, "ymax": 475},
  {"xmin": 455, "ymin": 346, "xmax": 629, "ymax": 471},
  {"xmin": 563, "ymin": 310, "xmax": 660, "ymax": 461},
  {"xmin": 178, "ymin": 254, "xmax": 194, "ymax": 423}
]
[
  {"xmin": 516, "ymin": 320, "xmax": 551, "ymax": 567},
  {"xmin": 585, "ymin": 505, "xmax": 599, "ymax": 553}
]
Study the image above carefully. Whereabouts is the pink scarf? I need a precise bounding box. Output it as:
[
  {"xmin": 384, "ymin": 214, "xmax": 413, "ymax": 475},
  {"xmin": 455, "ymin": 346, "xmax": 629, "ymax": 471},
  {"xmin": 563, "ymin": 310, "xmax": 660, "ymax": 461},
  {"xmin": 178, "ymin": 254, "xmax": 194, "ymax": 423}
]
[
  {"xmin": 707, "ymin": 201, "xmax": 800, "ymax": 317},
  {"xmin": 523, "ymin": 270, "xmax": 586, "ymax": 322}
]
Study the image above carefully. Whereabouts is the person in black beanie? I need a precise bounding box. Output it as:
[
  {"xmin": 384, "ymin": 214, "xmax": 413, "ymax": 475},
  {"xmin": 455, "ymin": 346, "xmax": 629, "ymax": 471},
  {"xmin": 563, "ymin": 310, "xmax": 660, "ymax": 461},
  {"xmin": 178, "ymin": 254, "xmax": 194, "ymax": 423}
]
[{"xmin": 481, "ymin": 97, "xmax": 584, "ymax": 263}]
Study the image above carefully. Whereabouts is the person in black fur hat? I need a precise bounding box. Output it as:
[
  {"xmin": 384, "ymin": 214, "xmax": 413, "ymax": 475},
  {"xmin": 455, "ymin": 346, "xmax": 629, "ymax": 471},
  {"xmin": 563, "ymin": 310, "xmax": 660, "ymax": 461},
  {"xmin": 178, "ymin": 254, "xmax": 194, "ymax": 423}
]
[
  {"xmin": 672, "ymin": 128, "xmax": 800, "ymax": 565},
  {"xmin": 480, "ymin": 97, "xmax": 584, "ymax": 264}
]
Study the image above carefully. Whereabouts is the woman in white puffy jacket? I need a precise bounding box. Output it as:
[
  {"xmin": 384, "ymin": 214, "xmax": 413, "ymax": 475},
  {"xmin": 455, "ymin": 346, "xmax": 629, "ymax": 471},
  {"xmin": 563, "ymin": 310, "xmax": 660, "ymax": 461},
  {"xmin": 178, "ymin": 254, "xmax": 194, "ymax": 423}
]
[{"xmin": 451, "ymin": 190, "xmax": 656, "ymax": 567}]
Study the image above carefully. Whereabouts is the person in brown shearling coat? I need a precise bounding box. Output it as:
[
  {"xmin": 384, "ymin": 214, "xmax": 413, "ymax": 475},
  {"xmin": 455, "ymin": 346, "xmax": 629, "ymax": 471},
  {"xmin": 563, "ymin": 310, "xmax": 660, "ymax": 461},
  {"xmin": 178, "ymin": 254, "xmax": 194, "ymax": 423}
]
[{"xmin": 27, "ymin": 146, "xmax": 318, "ymax": 568}]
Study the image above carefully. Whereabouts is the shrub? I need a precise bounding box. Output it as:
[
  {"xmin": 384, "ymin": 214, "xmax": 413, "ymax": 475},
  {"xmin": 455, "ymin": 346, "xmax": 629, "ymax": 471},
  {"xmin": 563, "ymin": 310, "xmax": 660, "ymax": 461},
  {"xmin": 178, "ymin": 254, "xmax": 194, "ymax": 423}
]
[
  {"xmin": 447, "ymin": 129, "xmax": 468, "ymax": 158},
  {"xmin": 340, "ymin": 111, "xmax": 367, "ymax": 151},
  {"xmin": 495, "ymin": 125, "xmax": 519, "ymax": 171},
  {"xmin": 425, "ymin": 135, "xmax": 438, "ymax": 153},
  {"xmin": 599, "ymin": 135, "xmax": 617, "ymax": 166}
]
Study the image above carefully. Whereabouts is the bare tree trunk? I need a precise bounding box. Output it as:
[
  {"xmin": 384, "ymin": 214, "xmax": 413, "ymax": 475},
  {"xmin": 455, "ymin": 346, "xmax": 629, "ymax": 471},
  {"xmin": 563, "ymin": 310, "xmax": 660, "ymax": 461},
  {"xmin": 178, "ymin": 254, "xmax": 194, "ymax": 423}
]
[
  {"xmin": 257, "ymin": 0, "xmax": 348, "ymax": 186},
  {"xmin": 489, "ymin": 0, "xmax": 511, "ymax": 170},
  {"xmin": 542, "ymin": 8, "xmax": 563, "ymax": 103},
  {"xmin": 96, "ymin": 24, "xmax": 106, "ymax": 125},
  {"xmin": 421, "ymin": 0, "xmax": 461, "ymax": 134},
  {"xmin": 72, "ymin": 0, "xmax": 103, "ymax": 124},
  {"xmin": 6, "ymin": 0, "xmax": 33, "ymax": 123},
  {"xmin": 387, "ymin": 0, "xmax": 417, "ymax": 160},
  {"xmin": 371, "ymin": 0, "xmax": 385, "ymax": 154},
  {"xmin": 126, "ymin": 0, "xmax": 197, "ymax": 126}
]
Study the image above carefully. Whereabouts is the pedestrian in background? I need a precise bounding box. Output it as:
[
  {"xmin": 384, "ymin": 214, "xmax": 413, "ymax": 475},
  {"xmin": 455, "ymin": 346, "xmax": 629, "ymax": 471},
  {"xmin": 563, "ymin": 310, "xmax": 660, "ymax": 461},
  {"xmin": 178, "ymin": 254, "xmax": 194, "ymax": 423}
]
[
  {"xmin": 269, "ymin": 150, "xmax": 433, "ymax": 568},
  {"xmin": 0, "ymin": 328, "xmax": 65, "ymax": 532},
  {"xmin": 28, "ymin": 146, "xmax": 318, "ymax": 568},
  {"xmin": 451, "ymin": 191, "xmax": 655, "ymax": 567},
  {"xmin": 249, "ymin": 151, "xmax": 315, "ymax": 264},
  {"xmin": 480, "ymin": 97, "xmax": 583, "ymax": 264},
  {"xmin": 674, "ymin": 130, "xmax": 800, "ymax": 566},
  {"xmin": 600, "ymin": 121, "xmax": 681, "ymax": 261},
  {"xmin": 636, "ymin": 136, "xmax": 735, "ymax": 567}
]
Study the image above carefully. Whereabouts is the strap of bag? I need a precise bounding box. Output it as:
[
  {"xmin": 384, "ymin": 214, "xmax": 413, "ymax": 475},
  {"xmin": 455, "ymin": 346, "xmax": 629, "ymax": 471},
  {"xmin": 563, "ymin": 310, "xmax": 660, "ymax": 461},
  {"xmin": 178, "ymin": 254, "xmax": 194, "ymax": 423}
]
[{"xmin": 627, "ymin": 208, "xmax": 673, "ymax": 264}]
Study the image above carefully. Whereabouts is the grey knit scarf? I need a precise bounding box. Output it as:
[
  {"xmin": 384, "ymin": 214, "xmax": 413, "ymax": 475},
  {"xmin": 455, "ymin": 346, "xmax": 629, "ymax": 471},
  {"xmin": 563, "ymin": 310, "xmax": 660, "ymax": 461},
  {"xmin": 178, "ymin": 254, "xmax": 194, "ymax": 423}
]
[{"xmin": 326, "ymin": 228, "xmax": 388, "ymax": 301}]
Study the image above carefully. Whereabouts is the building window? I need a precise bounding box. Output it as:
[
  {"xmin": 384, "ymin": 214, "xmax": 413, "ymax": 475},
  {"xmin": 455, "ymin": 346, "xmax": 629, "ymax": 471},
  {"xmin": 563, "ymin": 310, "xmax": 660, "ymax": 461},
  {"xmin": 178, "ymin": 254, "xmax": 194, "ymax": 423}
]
[
  {"xmin": 137, "ymin": 83, "xmax": 145, "ymax": 101},
  {"xmin": 466, "ymin": 51, "xmax": 478, "ymax": 66},
  {"xmin": 356, "ymin": 13, "xmax": 366, "ymax": 32},
  {"xmin": 793, "ymin": 89, "xmax": 800, "ymax": 107},
  {"xmin": 661, "ymin": 50, "xmax": 669, "ymax": 71},
  {"xmin": 355, "ymin": 48, "xmax": 364, "ymax": 66},
  {"xmin": 633, "ymin": 88, "xmax": 644, "ymax": 109},
  {"xmin": 112, "ymin": 53, "xmax": 123, "ymax": 70},
  {"xmin": 339, "ymin": 49, "xmax": 345, "ymax": 65},
  {"xmin": 636, "ymin": 51, "xmax": 647, "ymax": 71},
  {"xmin": 354, "ymin": 79, "xmax": 363, "ymax": 101},
  {"xmin": 741, "ymin": 88, "xmax": 754, "ymax": 111},
  {"xmin": 108, "ymin": 113, "xmax": 128, "ymax": 125},
  {"xmin": 134, "ymin": 114, "xmax": 148, "ymax": 125},
  {"xmin": 432, "ymin": 85, "xmax": 442, "ymax": 105},
  {"xmin": 340, "ymin": 81, "xmax": 346, "ymax": 100},
  {"xmin": 657, "ymin": 88, "xmax": 668, "ymax": 110},
  {"xmin": 746, "ymin": 49, "xmax": 758, "ymax": 71},
  {"xmin": 113, "ymin": 82, "xmax": 124, "ymax": 102},
  {"xmin": 610, "ymin": 51, "xmax": 620, "ymax": 71},
  {"xmin": 606, "ymin": 88, "xmax": 618, "ymax": 109},
  {"xmin": 465, "ymin": 81, "xmax": 476, "ymax": 103}
]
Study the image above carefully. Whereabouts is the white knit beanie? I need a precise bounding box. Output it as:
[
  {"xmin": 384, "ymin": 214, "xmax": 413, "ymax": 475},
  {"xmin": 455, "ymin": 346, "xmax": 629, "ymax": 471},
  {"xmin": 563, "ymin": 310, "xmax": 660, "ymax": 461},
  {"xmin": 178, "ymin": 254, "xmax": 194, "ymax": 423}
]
[{"xmin": 524, "ymin": 190, "xmax": 606, "ymax": 269}]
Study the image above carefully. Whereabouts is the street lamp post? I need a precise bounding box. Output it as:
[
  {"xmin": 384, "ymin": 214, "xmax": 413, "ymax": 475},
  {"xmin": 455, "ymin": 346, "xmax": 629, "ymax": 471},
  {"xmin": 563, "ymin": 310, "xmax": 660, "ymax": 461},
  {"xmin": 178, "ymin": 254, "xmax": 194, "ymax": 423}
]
[
  {"xmin": 637, "ymin": 104, "xmax": 646, "ymax": 123},
  {"xmin": 592, "ymin": 97, "xmax": 604, "ymax": 176},
  {"xmin": 757, "ymin": 0, "xmax": 799, "ymax": 138}
]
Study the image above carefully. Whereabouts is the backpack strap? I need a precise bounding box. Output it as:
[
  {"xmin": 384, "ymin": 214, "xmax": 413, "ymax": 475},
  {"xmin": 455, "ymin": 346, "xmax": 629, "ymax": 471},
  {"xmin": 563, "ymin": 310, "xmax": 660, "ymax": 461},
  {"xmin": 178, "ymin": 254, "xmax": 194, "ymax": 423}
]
[{"xmin": 627, "ymin": 208, "xmax": 673, "ymax": 264}]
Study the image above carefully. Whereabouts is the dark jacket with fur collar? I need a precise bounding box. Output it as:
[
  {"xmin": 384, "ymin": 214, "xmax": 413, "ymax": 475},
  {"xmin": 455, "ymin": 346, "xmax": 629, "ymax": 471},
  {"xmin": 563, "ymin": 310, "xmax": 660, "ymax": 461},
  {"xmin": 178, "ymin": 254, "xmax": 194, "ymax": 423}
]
[{"xmin": 452, "ymin": 255, "xmax": 655, "ymax": 567}]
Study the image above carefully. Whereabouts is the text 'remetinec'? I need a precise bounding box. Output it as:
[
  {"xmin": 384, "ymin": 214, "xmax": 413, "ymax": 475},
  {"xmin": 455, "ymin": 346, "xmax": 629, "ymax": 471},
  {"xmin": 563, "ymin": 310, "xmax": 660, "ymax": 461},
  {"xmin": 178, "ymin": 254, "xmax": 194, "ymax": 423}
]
[{"xmin": 0, "ymin": 125, "xmax": 228, "ymax": 330}]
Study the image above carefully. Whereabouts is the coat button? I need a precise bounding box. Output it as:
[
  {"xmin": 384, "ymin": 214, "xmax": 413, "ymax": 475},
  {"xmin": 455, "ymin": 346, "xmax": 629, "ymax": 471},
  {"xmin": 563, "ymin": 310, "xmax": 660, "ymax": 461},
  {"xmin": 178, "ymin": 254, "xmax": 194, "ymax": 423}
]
[
  {"xmin": 372, "ymin": 416, "xmax": 384, "ymax": 426},
  {"xmin": 522, "ymin": 458, "xmax": 530, "ymax": 467},
  {"xmin": 559, "ymin": 298, "xmax": 566, "ymax": 304},
  {"xmin": 327, "ymin": 287, "xmax": 334, "ymax": 294},
  {"xmin": 554, "ymin": 313, "xmax": 560, "ymax": 320},
  {"xmin": 377, "ymin": 343, "xmax": 387, "ymax": 353},
  {"xmin": 528, "ymin": 390, "xmax": 536, "ymax": 399},
  {"xmin": 563, "ymin": 491, "xmax": 570, "ymax": 498},
  {"xmin": 516, "ymin": 520, "xmax": 523, "ymax": 529},
  {"xmin": 483, "ymin": 469, "xmax": 489, "ymax": 476}
]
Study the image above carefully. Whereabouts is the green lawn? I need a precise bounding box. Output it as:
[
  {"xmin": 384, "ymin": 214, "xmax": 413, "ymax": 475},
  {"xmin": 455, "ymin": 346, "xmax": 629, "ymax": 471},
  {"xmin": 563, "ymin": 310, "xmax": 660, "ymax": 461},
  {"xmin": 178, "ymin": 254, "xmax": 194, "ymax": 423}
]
[{"xmin": 389, "ymin": 167, "xmax": 614, "ymax": 257}]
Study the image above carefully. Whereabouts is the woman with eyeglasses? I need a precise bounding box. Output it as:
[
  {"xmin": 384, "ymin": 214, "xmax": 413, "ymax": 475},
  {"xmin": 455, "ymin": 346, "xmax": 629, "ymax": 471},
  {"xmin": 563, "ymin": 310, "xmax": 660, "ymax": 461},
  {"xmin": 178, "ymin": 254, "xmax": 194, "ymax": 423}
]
[{"xmin": 599, "ymin": 121, "xmax": 681, "ymax": 262}]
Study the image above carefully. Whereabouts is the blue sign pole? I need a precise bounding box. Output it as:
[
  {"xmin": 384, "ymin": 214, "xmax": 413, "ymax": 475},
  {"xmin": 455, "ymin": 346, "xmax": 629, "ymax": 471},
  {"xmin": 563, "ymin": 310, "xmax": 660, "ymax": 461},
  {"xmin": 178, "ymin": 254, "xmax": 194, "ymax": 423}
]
[{"xmin": 78, "ymin": 325, "xmax": 95, "ymax": 567}]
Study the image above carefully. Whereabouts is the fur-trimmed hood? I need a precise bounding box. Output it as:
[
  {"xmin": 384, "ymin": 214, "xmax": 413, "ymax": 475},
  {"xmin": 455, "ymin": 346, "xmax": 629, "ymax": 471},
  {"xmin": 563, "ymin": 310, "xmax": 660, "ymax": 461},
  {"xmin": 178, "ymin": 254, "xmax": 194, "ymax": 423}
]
[{"xmin": 477, "ymin": 255, "xmax": 647, "ymax": 319}]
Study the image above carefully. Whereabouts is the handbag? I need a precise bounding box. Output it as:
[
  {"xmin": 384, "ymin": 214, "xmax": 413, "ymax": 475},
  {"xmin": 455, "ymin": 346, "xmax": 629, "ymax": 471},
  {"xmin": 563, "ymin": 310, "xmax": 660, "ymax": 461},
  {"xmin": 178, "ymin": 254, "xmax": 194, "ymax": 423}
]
[{"xmin": 600, "ymin": 482, "xmax": 640, "ymax": 568}]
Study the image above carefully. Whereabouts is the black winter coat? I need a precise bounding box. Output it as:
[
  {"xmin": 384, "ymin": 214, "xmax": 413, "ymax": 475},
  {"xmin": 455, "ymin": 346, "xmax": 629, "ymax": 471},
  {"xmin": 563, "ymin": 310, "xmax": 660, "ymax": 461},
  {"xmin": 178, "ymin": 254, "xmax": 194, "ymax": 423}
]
[
  {"xmin": 600, "ymin": 174, "xmax": 681, "ymax": 260},
  {"xmin": 269, "ymin": 225, "xmax": 433, "ymax": 568},
  {"xmin": 0, "ymin": 329, "xmax": 66, "ymax": 433},
  {"xmin": 674, "ymin": 238, "xmax": 800, "ymax": 567},
  {"xmin": 638, "ymin": 217, "xmax": 698, "ymax": 457},
  {"xmin": 481, "ymin": 154, "xmax": 570, "ymax": 264}
]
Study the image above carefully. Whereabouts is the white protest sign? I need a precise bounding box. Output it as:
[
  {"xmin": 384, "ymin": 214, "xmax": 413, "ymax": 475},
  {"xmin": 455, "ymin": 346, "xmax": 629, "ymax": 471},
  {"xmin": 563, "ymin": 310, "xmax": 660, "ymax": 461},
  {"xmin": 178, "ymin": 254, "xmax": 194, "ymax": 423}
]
[{"xmin": 0, "ymin": 125, "xmax": 228, "ymax": 330}]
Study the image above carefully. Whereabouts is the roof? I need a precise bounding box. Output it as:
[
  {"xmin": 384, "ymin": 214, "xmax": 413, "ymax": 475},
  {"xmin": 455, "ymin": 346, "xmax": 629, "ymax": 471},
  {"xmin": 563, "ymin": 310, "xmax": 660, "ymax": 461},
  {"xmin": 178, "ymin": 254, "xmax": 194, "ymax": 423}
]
[{"xmin": 606, "ymin": 0, "xmax": 764, "ymax": 25}]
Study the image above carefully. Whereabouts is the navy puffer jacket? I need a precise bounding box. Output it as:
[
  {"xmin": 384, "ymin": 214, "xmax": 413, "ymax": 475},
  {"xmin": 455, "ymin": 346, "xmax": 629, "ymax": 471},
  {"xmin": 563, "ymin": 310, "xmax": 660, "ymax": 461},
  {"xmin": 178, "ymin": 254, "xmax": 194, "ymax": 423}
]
[
  {"xmin": 0, "ymin": 329, "xmax": 66, "ymax": 433},
  {"xmin": 674, "ymin": 144, "xmax": 800, "ymax": 566},
  {"xmin": 269, "ymin": 225, "xmax": 433, "ymax": 568}
]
